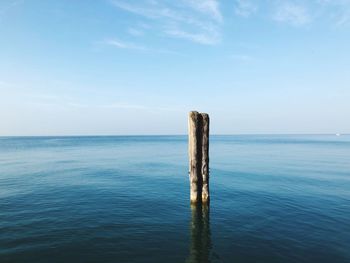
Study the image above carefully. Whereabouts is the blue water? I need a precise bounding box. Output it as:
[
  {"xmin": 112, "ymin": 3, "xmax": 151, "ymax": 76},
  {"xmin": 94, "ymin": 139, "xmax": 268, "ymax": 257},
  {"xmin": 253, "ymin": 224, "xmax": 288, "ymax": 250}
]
[{"xmin": 0, "ymin": 135, "xmax": 349, "ymax": 263}]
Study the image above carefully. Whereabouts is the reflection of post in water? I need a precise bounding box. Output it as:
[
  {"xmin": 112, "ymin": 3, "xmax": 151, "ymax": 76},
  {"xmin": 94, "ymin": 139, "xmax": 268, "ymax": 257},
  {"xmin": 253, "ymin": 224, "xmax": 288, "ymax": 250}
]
[{"xmin": 187, "ymin": 203, "xmax": 212, "ymax": 263}]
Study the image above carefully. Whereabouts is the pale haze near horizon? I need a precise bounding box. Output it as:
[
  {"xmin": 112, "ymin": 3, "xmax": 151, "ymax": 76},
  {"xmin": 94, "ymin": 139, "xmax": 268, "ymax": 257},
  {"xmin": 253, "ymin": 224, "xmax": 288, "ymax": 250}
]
[{"xmin": 0, "ymin": 0, "xmax": 349, "ymax": 136}]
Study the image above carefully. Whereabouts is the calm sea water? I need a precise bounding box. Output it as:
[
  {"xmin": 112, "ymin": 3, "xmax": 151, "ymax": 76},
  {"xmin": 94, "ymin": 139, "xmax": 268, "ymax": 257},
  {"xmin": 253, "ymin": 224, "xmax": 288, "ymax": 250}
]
[{"xmin": 0, "ymin": 135, "xmax": 349, "ymax": 263}]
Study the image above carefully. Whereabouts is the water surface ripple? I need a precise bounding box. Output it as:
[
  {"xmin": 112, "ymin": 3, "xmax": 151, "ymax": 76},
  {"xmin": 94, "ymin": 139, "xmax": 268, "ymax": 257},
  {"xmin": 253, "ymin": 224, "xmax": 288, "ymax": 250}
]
[{"xmin": 0, "ymin": 135, "xmax": 349, "ymax": 262}]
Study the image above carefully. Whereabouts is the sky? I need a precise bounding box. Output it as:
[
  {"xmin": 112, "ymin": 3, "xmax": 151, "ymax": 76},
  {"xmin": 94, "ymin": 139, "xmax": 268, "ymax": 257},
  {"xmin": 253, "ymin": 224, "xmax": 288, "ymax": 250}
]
[{"xmin": 0, "ymin": 0, "xmax": 349, "ymax": 135}]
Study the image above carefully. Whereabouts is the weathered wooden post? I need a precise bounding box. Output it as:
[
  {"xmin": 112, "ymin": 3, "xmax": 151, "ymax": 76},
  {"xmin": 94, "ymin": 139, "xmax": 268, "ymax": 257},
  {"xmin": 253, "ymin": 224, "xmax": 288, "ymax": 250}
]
[
  {"xmin": 189, "ymin": 111, "xmax": 201, "ymax": 203},
  {"xmin": 188, "ymin": 111, "xmax": 210, "ymax": 204},
  {"xmin": 201, "ymin": 113, "xmax": 210, "ymax": 203}
]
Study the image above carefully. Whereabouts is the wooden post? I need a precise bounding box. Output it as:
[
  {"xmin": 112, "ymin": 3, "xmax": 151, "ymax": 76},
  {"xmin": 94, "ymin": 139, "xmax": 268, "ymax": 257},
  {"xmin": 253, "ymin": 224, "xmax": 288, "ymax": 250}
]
[
  {"xmin": 188, "ymin": 111, "xmax": 210, "ymax": 204},
  {"xmin": 188, "ymin": 111, "xmax": 201, "ymax": 203},
  {"xmin": 201, "ymin": 113, "xmax": 210, "ymax": 203}
]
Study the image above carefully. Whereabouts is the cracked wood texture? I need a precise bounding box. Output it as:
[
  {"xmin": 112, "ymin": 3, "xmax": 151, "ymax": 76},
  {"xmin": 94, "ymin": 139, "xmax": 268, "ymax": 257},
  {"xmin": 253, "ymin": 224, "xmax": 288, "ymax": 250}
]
[
  {"xmin": 188, "ymin": 111, "xmax": 210, "ymax": 204},
  {"xmin": 201, "ymin": 113, "xmax": 210, "ymax": 203}
]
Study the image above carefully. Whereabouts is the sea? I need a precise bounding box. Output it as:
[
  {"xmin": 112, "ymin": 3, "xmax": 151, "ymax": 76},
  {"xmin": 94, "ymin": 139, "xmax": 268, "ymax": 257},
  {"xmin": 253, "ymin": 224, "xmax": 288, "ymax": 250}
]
[{"xmin": 0, "ymin": 135, "xmax": 349, "ymax": 263}]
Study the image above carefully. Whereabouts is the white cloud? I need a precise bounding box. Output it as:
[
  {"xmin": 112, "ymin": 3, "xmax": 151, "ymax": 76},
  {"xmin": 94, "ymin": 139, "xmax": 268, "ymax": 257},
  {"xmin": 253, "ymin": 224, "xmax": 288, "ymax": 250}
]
[
  {"xmin": 111, "ymin": 0, "xmax": 173, "ymax": 20},
  {"xmin": 184, "ymin": 0, "xmax": 223, "ymax": 22},
  {"xmin": 273, "ymin": 2, "xmax": 311, "ymax": 26},
  {"xmin": 165, "ymin": 28, "xmax": 220, "ymax": 45},
  {"xmin": 103, "ymin": 39, "xmax": 147, "ymax": 50},
  {"xmin": 109, "ymin": 0, "xmax": 350, "ymax": 46},
  {"xmin": 101, "ymin": 38, "xmax": 180, "ymax": 55},
  {"xmin": 317, "ymin": 0, "xmax": 350, "ymax": 26},
  {"xmin": 234, "ymin": 0, "xmax": 258, "ymax": 17},
  {"xmin": 110, "ymin": 0, "xmax": 222, "ymax": 45}
]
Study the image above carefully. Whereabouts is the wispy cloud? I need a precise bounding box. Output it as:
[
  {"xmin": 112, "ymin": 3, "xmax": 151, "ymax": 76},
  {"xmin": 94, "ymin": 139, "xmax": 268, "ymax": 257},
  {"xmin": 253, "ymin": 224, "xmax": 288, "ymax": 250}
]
[
  {"xmin": 108, "ymin": 0, "xmax": 350, "ymax": 48},
  {"xmin": 100, "ymin": 38, "xmax": 181, "ymax": 55},
  {"xmin": 273, "ymin": 2, "xmax": 312, "ymax": 26},
  {"xmin": 317, "ymin": 0, "xmax": 350, "ymax": 27},
  {"xmin": 110, "ymin": 0, "xmax": 222, "ymax": 45},
  {"xmin": 103, "ymin": 38, "xmax": 147, "ymax": 50},
  {"xmin": 184, "ymin": 0, "xmax": 223, "ymax": 22},
  {"xmin": 234, "ymin": 0, "xmax": 258, "ymax": 17},
  {"xmin": 229, "ymin": 0, "xmax": 350, "ymax": 28},
  {"xmin": 165, "ymin": 27, "xmax": 220, "ymax": 45}
]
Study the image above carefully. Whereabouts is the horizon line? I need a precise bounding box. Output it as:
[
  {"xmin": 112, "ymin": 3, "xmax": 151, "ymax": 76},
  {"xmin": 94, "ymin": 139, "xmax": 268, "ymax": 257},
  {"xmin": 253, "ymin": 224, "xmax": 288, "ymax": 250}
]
[{"xmin": 0, "ymin": 133, "xmax": 348, "ymax": 138}]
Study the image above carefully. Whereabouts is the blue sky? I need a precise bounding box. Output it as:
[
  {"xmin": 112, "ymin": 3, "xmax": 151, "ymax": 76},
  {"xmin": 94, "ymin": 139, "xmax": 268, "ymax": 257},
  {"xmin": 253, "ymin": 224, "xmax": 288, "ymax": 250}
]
[{"xmin": 0, "ymin": 0, "xmax": 349, "ymax": 135}]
